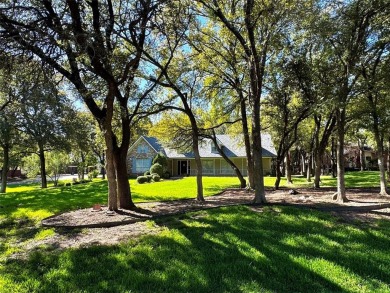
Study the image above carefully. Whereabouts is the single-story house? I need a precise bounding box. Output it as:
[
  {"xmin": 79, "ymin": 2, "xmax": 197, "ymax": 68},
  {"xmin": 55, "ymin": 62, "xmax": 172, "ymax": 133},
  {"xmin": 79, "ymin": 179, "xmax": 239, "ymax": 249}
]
[{"xmin": 127, "ymin": 134, "xmax": 277, "ymax": 177}]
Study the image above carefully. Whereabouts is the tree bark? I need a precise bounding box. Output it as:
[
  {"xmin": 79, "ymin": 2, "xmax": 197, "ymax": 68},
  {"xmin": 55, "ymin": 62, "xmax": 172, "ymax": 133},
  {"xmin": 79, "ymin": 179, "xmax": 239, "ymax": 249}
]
[
  {"xmin": 331, "ymin": 136, "xmax": 337, "ymax": 178},
  {"xmin": 301, "ymin": 152, "xmax": 306, "ymax": 175},
  {"xmin": 368, "ymin": 95, "xmax": 388, "ymax": 195},
  {"xmin": 101, "ymin": 151, "xmax": 106, "ymax": 180},
  {"xmin": 192, "ymin": 132, "xmax": 204, "ymax": 201},
  {"xmin": 377, "ymin": 151, "xmax": 388, "ymax": 195},
  {"xmin": 359, "ymin": 147, "xmax": 365, "ymax": 171},
  {"xmin": 240, "ymin": 97, "xmax": 253, "ymax": 188},
  {"xmin": 274, "ymin": 159, "xmax": 283, "ymax": 190},
  {"xmin": 114, "ymin": 148, "xmax": 135, "ymax": 209},
  {"xmin": 79, "ymin": 153, "xmax": 85, "ymax": 180},
  {"xmin": 105, "ymin": 146, "xmax": 118, "ymax": 211},
  {"xmin": 286, "ymin": 152, "xmax": 293, "ymax": 184},
  {"xmin": 387, "ymin": 138, "xmax": 390, "ymax": 175},
  {"xmin": 335, "ymin": 108, "xmax": 348, "ymax": 202},
  {"xmin": 38, "ymin": 145, "xmax": 47, "ymax": 189},
  {"xmin": 306, "ymin": 154, "xmax": 312, "ymax": 183},
  {"xmin": 252, "ymin": 111, "xmax": 266, "ymax": 204},
  {"xmin": 1, "ymin": 145, "xmax": 9, "ymax": 193},
  {"xmin": 314, "ymin": 153, "xmax": 322, "ymax": 188}
]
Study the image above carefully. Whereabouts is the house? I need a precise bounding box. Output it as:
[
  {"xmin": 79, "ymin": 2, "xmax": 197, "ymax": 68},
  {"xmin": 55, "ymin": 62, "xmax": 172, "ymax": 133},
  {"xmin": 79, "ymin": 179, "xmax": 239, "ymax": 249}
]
[
  {"xmin": 344, "ymin": 143, "xmax": 380, "ymax": 170},
  {"xmin": 127, "ymin": 134, "xmax": 277, "ymax": 177}
]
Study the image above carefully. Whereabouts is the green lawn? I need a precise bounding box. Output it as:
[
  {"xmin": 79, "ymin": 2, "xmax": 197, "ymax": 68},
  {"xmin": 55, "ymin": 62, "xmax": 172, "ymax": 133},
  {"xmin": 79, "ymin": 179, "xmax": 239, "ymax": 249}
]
[
  {"xmin": 1, "ymin": 171, "xmax": 389, "ymax": 292},
  {"xmin": 283, "ymin": 171, "xmax": 384, "ymax": 188}
]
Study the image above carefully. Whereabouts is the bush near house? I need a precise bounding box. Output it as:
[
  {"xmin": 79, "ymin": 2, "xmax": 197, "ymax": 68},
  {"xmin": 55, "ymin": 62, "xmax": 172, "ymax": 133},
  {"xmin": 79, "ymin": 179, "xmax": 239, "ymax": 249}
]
[
  {"xmin": 152, "ymin": 174, "xmax": 160, "ymax": 182},
  {"xmin": 152, "ymin": 152, "xmax": 168, "ymax": 170},
  {"xmin": 150, "ymin": 163, "xmax": 163, "ymax": 177},
  {"xmin": 136, "ymin": 176, "xmax": 148, "ymax": 184}
]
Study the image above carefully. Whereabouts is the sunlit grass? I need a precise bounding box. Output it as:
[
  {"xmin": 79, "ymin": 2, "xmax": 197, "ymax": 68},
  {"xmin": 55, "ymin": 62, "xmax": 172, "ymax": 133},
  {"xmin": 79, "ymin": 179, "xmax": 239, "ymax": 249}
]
[
  {"xmin": 271, "ymin": 171, "xmax": 384, "ymax": 188},
  {"xmin": 1, "ymin": 206, "xmax": 389, "ymax": 292},
  {"xmin": 0, "ymin": 171, "xmax": 389, "ymax": 292}
]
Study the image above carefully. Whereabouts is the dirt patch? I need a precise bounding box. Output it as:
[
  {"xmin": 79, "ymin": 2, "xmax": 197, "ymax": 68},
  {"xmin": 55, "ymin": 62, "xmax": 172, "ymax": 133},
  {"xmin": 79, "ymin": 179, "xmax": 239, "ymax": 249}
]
[{"xmin": 25, "ymin": 188, "xmax": 390, "ymax": 254}]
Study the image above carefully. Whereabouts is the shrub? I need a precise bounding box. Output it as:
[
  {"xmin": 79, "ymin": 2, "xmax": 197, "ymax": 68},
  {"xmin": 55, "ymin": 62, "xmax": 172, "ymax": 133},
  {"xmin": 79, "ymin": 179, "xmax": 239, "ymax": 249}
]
[
  {"xmin": 146, "ymin": 175, "xmax": 153, "ymax": 182},
  {"xmin": 163, "ymin": 171, "xmax": 171, "ymax": 179},
  {"xmin": 150, "ymin": 163, "xmax": 163, "ymax": 176},
  {"xmin": 152, "ymin": 174, "xmax": 160, "ymax": 182},
  {"xmin": 152, "ymin": 153, "xmax": 168, "ymax": 170},
  {"xmin": 88, "ymin": 169, "xmax": 99, "ymax": 180},
  {"xmin": 136, "ymin": 176, "xmax": 148, "ymax": 184},
  {"xmin": 144, "ymin": 170, "xmax": 150, "ymax": 176}
]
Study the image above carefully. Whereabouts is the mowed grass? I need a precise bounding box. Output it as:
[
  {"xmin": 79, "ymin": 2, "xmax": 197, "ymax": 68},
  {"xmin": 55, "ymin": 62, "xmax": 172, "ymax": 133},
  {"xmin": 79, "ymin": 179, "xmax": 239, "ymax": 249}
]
[
  {"xmin": 273, "ymin": 171, "xmax": 384, "ymax": 188},
  {"xmin": 1, "ymin": 206, "xmax": 390, "ymax": 292},
  {"xmin": 1, "ymin": 171, "xmax": 390, "ymax": 292}
]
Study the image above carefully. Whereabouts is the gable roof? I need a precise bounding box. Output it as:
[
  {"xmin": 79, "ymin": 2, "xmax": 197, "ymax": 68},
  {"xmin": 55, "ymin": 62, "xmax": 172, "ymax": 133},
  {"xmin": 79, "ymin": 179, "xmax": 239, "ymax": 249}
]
[
  {"xmin": 216, "ymin": 133, "xmax": 276, "ymax": 158},
  {"xmin": 131, "ymin": 134, "xmax": 276, "ymax": 159},
  {"xmin": 129, "ymin": 136, "xmax": 167, "ymax": 156}
]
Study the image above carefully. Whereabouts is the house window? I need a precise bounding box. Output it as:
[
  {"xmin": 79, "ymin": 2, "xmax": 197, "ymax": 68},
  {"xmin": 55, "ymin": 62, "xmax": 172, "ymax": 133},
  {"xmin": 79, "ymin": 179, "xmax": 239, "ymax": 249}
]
[
  {"xmin": 202, "ymin": 160, "xmax": 214, "ymax": 175},
  {"xmin": 211, "ymin": 144, "xmax": 217, "ymax": 153},
  {"xmin": 137, "ymin": 144, "xmax": 149, "ymax": 154},
  {"xmin": 220, "ymin": 160, "xmax": 234, "ymax": 175},
  {"xmin": 134, "ymin": 158, "xmax": 152, "ymax": 173}
]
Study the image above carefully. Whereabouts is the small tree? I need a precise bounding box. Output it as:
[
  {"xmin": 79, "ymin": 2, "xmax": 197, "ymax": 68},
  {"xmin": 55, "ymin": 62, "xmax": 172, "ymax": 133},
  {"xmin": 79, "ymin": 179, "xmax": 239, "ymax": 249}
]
[
  {"xmin": 22, "ymin": 154, "xmax": 40, "ymax": 179},
  {"xmin": 46, "ymin": 151, "xmax": 69, "ymax": 187},
  {"xmin": 150, "ymin": 163, "xmax": 163, "ymax": 177},
  {"xmin": 152, "ymin": 153, "xmax": 168, "ymax": 172}
]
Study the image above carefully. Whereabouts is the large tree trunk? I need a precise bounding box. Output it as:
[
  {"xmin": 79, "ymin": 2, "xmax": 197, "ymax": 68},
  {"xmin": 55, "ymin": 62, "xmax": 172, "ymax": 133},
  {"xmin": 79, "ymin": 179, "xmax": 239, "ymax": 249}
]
[
  {"xmin": 306, "ymin": 154, "xmax": 312, "ymax": 183},
  {"xmin": 314, "ymin": 153, "xmax": 322, "ymax": 188},
  {"xmin": 240, "ymin": 98, "xmax": 253, "ymax": 188},
  {"xmin": 252, "ymin": 113, "xmax": 266, "ymax": 204},
  {"xmin": 365, "ymin": 90, "xmax": 388, "ymax": 195},
  {"xmin": 38, "ymin": 145, "xmax": 47, "ymax": 189},
  {"xmin": 114, "ymin": 148, "xmax": 135, "ymax": 209},
  {"xmin": 369, "ymin": 98, "xmax": 388, "ymax": 195},
  {"xmin": 105, "ymin": 146, "xmax": 118, "ymax": 211},
  {"xmin": 101, "ymin": 151, "xmax": 106, "ymax": 180},
  {"xmin": 331, "ymin": 136, "xmax": 337, "ymax": 178},
  {"xmin": 1, "ymin": 145, "xmax": 9, "ymax": 193},
  {"xmin": 301, "ymin": 152, "xmax": 306, "ymax": 175},
  {"xmin": 359, "ymin": 148, "xmax": 365, "ymax": 171},
  {"xmin": 285, "ymin": 152, "xmax": 293, "ymax": 184},
  {"xmin": 377, "ymin": 151, "xmax": 388, "ymax": 195},
  {"xmin": 79, "ymin": 153, "xmax": 85, "ymax": 180},
  {"xmin": 274, "ymin": 159, "xmax": 283, "ymax": 190},
  {"xmin": 192, "ymin": 132, "xmax": 204, "ymax": 201},
  {"xmin": 98, "ymin": 84, "xmax": 134, "ymax": 210},
  {"xmin": 335, "ymin": 108, "xmax": 348, "ymax": 202},
  {"xmin": 387, "ymin": 138, "xmax": 390, "ymax": 175}
]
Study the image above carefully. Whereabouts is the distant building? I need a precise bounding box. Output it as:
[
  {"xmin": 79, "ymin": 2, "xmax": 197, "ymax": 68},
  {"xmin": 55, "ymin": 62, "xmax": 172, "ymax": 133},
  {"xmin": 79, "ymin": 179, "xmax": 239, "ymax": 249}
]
[{"xmin": 127, "ymin": 134, "xmax": 277, "ymax": 176}]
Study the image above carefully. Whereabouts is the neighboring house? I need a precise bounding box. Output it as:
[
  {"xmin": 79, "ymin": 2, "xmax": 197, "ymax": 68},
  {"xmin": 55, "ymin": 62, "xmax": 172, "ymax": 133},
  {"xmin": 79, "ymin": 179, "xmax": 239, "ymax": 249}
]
[
  {"xmin": 127, "ymin": 134, "xmax": 277, "ymax": 177},
  {"xmin": 344, "ymin": 143, "xmax": 378, "ymax": 169}
]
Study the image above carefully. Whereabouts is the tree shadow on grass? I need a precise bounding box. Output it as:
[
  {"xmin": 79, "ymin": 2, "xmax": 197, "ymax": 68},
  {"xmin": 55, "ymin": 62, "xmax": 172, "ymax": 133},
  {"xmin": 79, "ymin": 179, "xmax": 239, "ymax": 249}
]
[
  {"xmin": 0, "ymin": 181, "xmax": 109, "ymax": 217},
  {"xmin": 6, "ymin": 206, "xmax": 389, "ymax": 292}
]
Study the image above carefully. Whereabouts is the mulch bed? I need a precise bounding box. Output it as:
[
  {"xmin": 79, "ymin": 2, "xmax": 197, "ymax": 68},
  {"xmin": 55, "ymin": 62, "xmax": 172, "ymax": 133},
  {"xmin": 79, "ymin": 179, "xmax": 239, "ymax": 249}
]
[
  {"xmin": 11, "ymin": 187, "xmax": 388, "ymax": 255},
  {"xmin": 42, "ymin": 187, "xmax": 390, "ymax": 229}
]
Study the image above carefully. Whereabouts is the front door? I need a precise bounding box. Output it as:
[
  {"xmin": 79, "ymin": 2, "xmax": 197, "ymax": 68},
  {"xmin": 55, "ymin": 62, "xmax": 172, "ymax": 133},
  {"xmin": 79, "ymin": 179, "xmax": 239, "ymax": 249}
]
[{"xmin": 178, "ymin": 160, "xmax": 188, "ymax": 176}]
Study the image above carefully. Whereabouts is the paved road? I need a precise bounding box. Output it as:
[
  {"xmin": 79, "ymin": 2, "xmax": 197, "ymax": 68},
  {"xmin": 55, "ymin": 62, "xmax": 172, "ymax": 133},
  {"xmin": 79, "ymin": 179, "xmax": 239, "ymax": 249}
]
[{"xmin": 7, "ymin": 174, "xmax": 79, "ymax": 185}]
